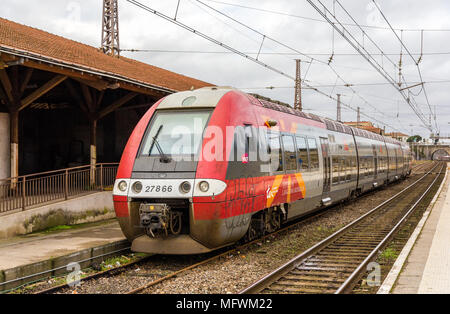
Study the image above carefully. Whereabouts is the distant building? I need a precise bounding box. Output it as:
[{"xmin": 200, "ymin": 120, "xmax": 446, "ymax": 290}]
[
  {"xmin": 386, "ymin": 132, "xmax": 409, "ymax": 142},
  {"xmin": 343, "ymin": 121, "xmax": 385, "ymax": 135}
]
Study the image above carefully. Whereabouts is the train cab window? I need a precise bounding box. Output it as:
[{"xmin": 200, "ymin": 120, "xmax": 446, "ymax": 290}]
[
  {"xmin": 141, "ymin": 110, "xmax": 211, "ymax": 157},
  {"xmin": 307, "ymin": 138, "xmax": 320, "ymax": 169},
  {"xmin": 282, "ymin": 135, "xmax": 297, "ymax": 171},
  {"xmin": 267, "ymin": 132, "xmax": 283, "ymax": 173},
  {"xmin": 295, "ymin": 136, "xmax": 309, "ymax": 170}
]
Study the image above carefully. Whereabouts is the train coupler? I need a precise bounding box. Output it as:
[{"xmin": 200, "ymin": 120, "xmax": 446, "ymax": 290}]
[{"xmin": 139, "ymin": 203, "xmax": 182, "ymax": 238}]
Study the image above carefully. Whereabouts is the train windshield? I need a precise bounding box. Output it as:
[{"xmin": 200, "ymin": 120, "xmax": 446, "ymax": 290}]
[{"xmin": 141, "ymin": 110, "xmax": 211, "ymax": 157}]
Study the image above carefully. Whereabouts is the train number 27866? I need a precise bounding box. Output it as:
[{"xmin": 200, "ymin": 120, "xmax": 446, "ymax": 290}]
[{"xmin": 145, "ymin": 185, "xmax": 173, "ymax": 193}]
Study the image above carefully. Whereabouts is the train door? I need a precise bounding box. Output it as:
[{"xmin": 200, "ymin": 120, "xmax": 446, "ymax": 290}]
[
  {"xmin": 320, "ymin": 137, "xmax": 331, "ymax": 193},
  {"xmin": 372, "ymin": 144, "xmax": 378, "ymax": 179}
]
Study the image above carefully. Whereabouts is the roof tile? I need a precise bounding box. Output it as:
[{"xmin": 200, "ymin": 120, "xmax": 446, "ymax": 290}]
[{"xmin": 0, "ymin": 17, "xmax": 212, "ymax": 92}]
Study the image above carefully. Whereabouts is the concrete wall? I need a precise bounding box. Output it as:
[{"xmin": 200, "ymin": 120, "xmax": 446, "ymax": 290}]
[
  {"xmin": 0, "ymin": 113, "xmax": 10, "ymax": 180},
  {"xmin": 0, "ymin": 191, "xmax": 115, "ymax": 239}
]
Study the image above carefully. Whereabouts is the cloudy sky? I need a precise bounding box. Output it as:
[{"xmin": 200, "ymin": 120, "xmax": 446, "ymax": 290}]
[{"xmin": 2, "ymin": 0, "xmax": 450, "ymax": 140}]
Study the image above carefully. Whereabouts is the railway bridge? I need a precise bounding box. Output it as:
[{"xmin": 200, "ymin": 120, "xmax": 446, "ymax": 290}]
[{"xmin": 410, "ymin": 143, "xmax": 450, "ymax": 160}]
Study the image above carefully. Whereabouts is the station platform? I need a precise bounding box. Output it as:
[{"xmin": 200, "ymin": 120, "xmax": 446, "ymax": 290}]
[
  {"xmin": 0, "ymin": 219, "xmax": 127, "ymax": 292},
  {"xmin": 380, "ymin": 163, "xmax": 450, "ymax": 294}
]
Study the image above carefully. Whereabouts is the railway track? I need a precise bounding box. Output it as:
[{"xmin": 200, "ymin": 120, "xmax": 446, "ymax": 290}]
[
  {"xmin": 240, "ymin": 162, "xmax": 445, "ymax": 294},
  {"xmin": 412, "ymin": 161, "xmax": 431, "ymax": 173},
  {"xmin": 35, "ymin": 206, "xmax": 333, "ymax": 294},
  {"xmin": 29, "ymin": 162, "xmax": 435, "ymax": 294}
]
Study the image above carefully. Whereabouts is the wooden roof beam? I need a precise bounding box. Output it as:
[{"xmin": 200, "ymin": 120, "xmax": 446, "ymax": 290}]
[
  {"xmin": 64, "ymin": 79, "xmax": 90, "ymax": 115},
  {"xmin": 73, "ymin": 77, "xmax": 109, "ymax": 91},
  {"xmin": 22, "ymin": 59, "xmax": 172, "ymax": 97},
  {"xmin": 0, "ymin": 84, "xmax": 11, "ymax": 108},
  {"xmin": 80, "ymin": 83, "xmax": 94, "ymax": 113},
  {"xmin": 98, "ymin": 92, "xmax": 138, "ymax": 120},
  {"xmin": 0, "ymin": 69, "xmax": 13, "ymax": 103},
  {"xmin": 19, "ymin": 68, "xmax": 34, "ymax": 95},
  {"xmin": 19, "ymin": 74, "xmax": 67, "ymax": 111}
]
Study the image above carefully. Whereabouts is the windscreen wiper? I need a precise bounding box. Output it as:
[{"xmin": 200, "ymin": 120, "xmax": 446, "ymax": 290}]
[{"xmin": 148, "ymin": 125, "xmax": 171, "ymax": 163}]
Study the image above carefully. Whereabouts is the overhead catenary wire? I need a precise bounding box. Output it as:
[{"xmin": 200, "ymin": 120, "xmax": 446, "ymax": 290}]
[
  {"xmin": 192, "ymin": 0, "xmax": 403, "ymax": 125},
  {"xmin": 203, "ymin": 0, "xmax": 450, "ymax": 32},
  {"xmin": 337, "ymin": 0, "xmax": 435, "ymax": 132},
  {"xmin": 125, "ymin": 0, "xmax": 406, "ymax": 133},
  {"xmin": 305, "ymin": 0, "xmax": 432, "ymax": 131},
  {"xmin": 125, "ymin": 0, "xmax": 295, "ymax": 80},
  {"xmin": 371, "ymin": 0, "xmax": 438, "ymax": 132},
  {"xmin": 121, "ymin": 49, "xmax": 450, "ymax": 57}
]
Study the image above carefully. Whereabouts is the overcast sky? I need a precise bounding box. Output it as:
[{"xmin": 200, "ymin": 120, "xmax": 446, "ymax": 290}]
[{"xmin": 2, "ymin": 0, "xmax": 450, "ymax": 140}]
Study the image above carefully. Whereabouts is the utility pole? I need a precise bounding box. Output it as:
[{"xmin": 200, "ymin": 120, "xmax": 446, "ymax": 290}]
[
  {"xmin": 336, "ymin": 94, "xmax": 341, "ymax": 122},
  {"xmin": 357, "ymin": 106, "xmax": 360, "ymax": 127},
  {"xmin": 101, "ymin": 0, "xmax": 120, "ymax": 57},
  {"xmin": 294, "ymin": 59, "xmax": 302, "ymax": 111}
]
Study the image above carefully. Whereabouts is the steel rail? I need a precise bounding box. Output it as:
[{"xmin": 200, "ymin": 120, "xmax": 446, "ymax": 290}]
[
  {"xmin": 128, "ymin": 164, "xmax": 430, "ymax": 294},
  {"xmin": 29, "ymin": 164, "xmax": 430, "ymax": 295},
  {"xmin": 33, "ymin": 251, "xmax": 152, "ymax": 295},
  {"xmin": 29, "ymin": 205, "xmax": 330, "ymax": 295},
  {"xmin": 335, "ymin": 162, "xmax": 444, "ymax": 293},
  {"xmin": 125, "ymin": 206, "xmax": 335, "ymax": 294},
  {"xmin": 240, "ymin": 162, "xmax": 440, "ymax": 294},
  {"xmin": 1, "ymin": 246, "xmax": 132, "ymax": 294}
]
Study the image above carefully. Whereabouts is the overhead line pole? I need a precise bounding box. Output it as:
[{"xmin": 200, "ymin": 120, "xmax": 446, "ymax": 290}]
[
  {"xmin": 294, "ymin": 59, "xmax": 302, "ymax": 110},
  {"xmin": 337, "ymin": 94, "xmax": 341, "ymax": 122}
]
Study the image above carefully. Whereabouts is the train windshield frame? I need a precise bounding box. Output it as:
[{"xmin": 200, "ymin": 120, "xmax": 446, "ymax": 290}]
[{"xmin": 139, "ymin": 109, "xmax": 212, "ymax": 158}]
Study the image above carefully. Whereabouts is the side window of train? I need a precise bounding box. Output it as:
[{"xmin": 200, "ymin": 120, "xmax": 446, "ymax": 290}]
[
  {"xmin": 282, "ymin": 135, "xmax": 297, "ymax": 171},
  {"xmin": 295, "ymin": 136, "xmax": 309, "ymax": 171},
  {"xmin": 346, "ymin": 157, "xmax": 352, "ymax": 181},
  {"xmin": 341, "ymin": 156, "xmax": 348, "ymax": 183},
  {"xmin": 307, "ymin": 138, "xmax": 320, "ymax": 170},
  {"xmin": 267, "ymin": 132, "xmax": 283, "ymax": 173},
  {"xmin": 332, "ymin": 156, "xmax": 339, "ymax": 184}
]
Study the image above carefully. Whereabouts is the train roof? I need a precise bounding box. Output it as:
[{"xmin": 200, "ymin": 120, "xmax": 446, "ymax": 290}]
[
  {"xmin": 247, "ymin": 92, "xmax": 404, "ymax": 146},
  {"xmin": 162, "ymin": 87, "xmax": 405, "ymax": 147}
]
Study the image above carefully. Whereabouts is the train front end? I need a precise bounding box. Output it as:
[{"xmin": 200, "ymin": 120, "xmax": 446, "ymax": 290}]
[{"xmin": 112, "ymin": 87, "xmax": 236, "ymax": 254}]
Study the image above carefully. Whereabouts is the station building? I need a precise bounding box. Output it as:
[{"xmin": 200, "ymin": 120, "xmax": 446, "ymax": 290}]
[{"xmin": 0, "ymin": 17, "xmax": 212, "ymax": 179}]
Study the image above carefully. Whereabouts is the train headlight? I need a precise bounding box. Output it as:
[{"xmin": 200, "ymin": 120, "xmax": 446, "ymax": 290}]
[
  {"xmin": 180, "ymin": 181, "xmax": 191, "ymax": 194},
  {"xmin": 118, "ymin": 180, "xmax": 128, "ymax": 192},
  {"xmin": 199, "ymin": 181, "xmax": 209, "ymax": 193},
  {"xmin": 132, "ymin": 181, "xmax": 143, "ymax": 193}
]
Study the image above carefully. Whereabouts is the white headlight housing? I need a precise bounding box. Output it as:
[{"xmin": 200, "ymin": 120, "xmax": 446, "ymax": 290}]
[
  {"xmin": 132, "ymin": 181, "xmax": 143, "ymax": 193},
  {"xmin": 199, "ymin": 181, "xmax": 210, "ymax": 192},
  {"xmin": 180, "ymin": 181, "xmax": 191, "ymax": 194},
  {"xmin": 118, "ymin": 180, "xmax": 128, "ymax": 192}
]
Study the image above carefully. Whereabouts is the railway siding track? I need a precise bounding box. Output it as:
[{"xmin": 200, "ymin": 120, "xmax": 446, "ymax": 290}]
[{"xmin": 241, "ymin": 162, "xmax": 445, "ymax": 294}]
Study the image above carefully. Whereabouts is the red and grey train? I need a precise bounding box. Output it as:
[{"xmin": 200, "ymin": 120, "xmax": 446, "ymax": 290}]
[{"xmin": 113, "ymin": 87, "xmax": 412, "ymax": 254}]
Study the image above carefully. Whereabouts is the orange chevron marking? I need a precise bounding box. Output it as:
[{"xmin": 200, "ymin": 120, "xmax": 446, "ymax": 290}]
[
  {"xmin": 287, "ymin": 176, "xmax": 292, "ymax": 203},
  {"xmin": 294, "ymin": 173, "xmax": 306, "ymax": 198},
  {"xmin": 266, "ymin": 174, "xmax": 284, "ymax": 208}
]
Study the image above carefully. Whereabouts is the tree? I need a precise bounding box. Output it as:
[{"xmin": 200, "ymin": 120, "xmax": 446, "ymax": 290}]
[{"xmin": 407, "ymin": 135, "xmax": 422, "ymax": 143}]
